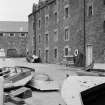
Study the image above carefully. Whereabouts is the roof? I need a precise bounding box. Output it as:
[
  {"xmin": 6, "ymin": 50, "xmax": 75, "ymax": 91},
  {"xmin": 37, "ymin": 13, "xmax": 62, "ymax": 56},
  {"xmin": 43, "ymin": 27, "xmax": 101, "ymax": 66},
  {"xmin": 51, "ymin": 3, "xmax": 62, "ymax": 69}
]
[
  {"xmin": 0, "ymin": 21, "xmax": 28, "ymax": 32},
  {"xmin": 29, "ymin": 0, "xmax": 55, "ymax": 17}
]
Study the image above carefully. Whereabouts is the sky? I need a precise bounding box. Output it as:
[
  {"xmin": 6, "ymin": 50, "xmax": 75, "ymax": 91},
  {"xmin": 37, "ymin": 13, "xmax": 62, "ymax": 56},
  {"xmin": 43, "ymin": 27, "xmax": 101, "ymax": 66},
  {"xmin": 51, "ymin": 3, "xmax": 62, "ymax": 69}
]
[{"xmin": 0, "ymin": 0, "xmax": 39, "ymax": 21}]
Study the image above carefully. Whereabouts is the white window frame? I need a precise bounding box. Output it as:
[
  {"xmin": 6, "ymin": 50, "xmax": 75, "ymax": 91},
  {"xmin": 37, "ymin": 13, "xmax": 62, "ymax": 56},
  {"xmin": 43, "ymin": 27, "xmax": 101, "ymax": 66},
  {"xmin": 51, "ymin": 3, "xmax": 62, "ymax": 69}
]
[
  {"xmin": 38, "ymin": 18, "xmax": 41, "ymax": 29},
  {"xmin": 45, "ymin": 14, "xmax": 49, "ymax": 27},
  {"xmin": 64, "ymin": 26, "xmax": 69, "ymax": 41},
  {"xmin": 87, "ymin": 3, "xmax": 94, "ymax": 17},
  {"xmin": 64, "ymin": 45, "xmax": 71, "ymax": 57},
  {"xmin": 64, "ymin": 4, "xmax": 69, "ymax": 19},
  {"xmin": 9, "ymin": 33, "xmax": 15, "ymax": 37},
  {"xmin": 54, "ymin": 29, "xmax": 58, "ymax": 42}
]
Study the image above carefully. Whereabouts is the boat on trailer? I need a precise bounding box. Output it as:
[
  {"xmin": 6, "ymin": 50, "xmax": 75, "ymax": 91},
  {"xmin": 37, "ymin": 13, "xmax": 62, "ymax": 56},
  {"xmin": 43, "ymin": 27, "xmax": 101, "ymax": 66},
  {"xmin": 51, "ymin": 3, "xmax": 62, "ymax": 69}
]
[{"xmin": 0, "ymin": 66, "xmax": 35, "ymax": 89}]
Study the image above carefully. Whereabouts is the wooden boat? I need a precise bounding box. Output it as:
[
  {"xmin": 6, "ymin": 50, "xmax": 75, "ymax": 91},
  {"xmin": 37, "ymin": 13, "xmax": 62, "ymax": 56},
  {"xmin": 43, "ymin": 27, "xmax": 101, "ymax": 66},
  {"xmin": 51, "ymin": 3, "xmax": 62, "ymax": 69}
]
[{"xmin": 1, "ymin": 66, "xmax": 35, "ymax": 89}]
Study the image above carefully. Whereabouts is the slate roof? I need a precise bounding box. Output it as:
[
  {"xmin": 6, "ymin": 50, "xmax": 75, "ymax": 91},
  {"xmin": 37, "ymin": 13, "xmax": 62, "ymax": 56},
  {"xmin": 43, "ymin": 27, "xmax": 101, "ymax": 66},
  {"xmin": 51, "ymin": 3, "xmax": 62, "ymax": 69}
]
[{"xmin": 0, "ymin": 21, "xmax": 28, "ymax": 32}]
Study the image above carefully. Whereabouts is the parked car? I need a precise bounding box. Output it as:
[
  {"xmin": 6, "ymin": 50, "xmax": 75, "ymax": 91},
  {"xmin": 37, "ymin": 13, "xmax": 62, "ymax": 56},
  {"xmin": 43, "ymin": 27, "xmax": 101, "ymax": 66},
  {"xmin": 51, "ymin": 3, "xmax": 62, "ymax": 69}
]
[{"xmin": 26, "ymin": 54, "xmax": 41, "ymax": 63}]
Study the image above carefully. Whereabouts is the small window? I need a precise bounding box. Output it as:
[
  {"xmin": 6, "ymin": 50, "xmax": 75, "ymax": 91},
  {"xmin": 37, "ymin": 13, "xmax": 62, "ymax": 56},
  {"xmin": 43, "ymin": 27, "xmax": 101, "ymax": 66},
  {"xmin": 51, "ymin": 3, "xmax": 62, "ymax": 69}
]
[
  {"xmin": 64, "ymin": 7, "xmax": 69, "ymax": 18},
  {"xmin": 45, "ymin": 49, "xmax": 49, "ymax": 63},
  {"xmin": 9, "ymin": 33, "xmax": 15, "ymax": 37},
  {"xmin": 88, "ymin": 5, "xmax": 93, "ymax": 16},
  {"xmin": 64, "ymin": 28, "xmax": 69, "ymax": 41},
  {"xmin": 54, "ymin": 12, "xmax": 57, "ymax": 23},
  {"xmin": 45, "ymin": 15, "xmax": 49, "ymax": 26},
  {"xmin": 103, "ymin": 21, "xmax": 105, "ymax": 33},
  {"xmin": 54, "ymin": 29, "xmax": 58, "ymax": 42},
  {"xmin": 45, "ymin": 33, "xmax": 49, "ymax": 45},
  {"xmin": 54, "ymin": 48, "xmax": 58, "ymax": 59},
  {"xmin": 64, "ymin": 47, "xmax": 69, "ymax": 56},
  {"xmin": 45, "ymin": 5, "xmax": 49, "ymax": 13},
  {"xmin": 0, "ymin": 33, "xmax": 3, "ymax": 37},
  {"xmin": 38, "ymin": 49, "xmax": 41, "ymax": 58},
  {"xmin": 38, "ymin": 19, "xmax": 41, "ymax": 29},
  {"xmin": 38, "ymin": 34, "xmax": 41, "ymax": 43},
  {"xmin": 20, "ymin": 33, "xmax": 26, "ymax": 37}
]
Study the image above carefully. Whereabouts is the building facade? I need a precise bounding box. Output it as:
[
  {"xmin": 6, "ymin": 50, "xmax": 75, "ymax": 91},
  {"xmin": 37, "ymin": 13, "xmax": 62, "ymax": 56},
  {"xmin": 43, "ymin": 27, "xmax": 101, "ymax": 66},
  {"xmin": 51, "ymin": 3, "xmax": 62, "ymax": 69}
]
[
  {"xmin": 28, "ymin": 0, "xmax": 105, "ymax": 64},
  {"xmin": 27, "ymin": 14, "xmax": 35, "ymax": 55},
  {"xmin": 0, "ymin": 21, "xmax": 28, "ymax": 57}
]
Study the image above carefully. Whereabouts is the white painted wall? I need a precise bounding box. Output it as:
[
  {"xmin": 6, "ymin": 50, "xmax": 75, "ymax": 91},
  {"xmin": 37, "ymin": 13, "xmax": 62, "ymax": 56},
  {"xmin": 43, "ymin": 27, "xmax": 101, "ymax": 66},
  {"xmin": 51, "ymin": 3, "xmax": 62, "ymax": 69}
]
[{"xmin": 86, "ymin": 44, "xmax": 93, "ymax": 67}]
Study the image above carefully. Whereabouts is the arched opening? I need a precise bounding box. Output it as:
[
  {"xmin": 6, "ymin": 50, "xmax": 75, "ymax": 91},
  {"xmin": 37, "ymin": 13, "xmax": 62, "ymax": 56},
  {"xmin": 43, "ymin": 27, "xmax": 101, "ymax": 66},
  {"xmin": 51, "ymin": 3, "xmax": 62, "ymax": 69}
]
[{"xmin": 7, "ymin": 49, "xmax": 17, "ymax": 57}]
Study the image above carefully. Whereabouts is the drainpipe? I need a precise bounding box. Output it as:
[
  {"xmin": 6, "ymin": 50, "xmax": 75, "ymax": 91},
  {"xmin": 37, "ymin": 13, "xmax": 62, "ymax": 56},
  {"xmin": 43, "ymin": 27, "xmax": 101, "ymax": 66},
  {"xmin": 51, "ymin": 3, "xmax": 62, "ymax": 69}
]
[
  {"xmin": 84, "ymin": 0, "xmax": 86, "ymax": 68},
  {"xmin": 33, "ymin": 6, "xmax": 37, "ymax": 55}
]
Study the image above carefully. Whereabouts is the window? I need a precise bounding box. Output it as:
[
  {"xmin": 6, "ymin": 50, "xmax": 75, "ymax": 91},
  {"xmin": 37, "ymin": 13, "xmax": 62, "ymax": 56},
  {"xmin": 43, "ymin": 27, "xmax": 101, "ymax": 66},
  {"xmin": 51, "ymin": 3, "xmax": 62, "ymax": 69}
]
[
  {"xmin": 88, "ymin": 5, "xmax": 93, "ymax": 16},
  {"xmin": 54, "ymin": 29, "xmax": 58, "ymax": 42},
  {"xmin": 64, "ymin": 47, "xmax": 70, "ymax": 56},
  {"xmin": 0, "ymin": 33, "xmax": 3, "ymax": 37},
  {"xmin": 54, "ymin": 48, "xmax": 58, "ymax": 59},
  {"xmin": 38, "ymin": 49, "xmax": 41, "ymax": 58},
  {"xmin": 64, "ymin": 6, "xmax": 69, "ymax": 18},
  {"xmin": 54, "ymin": 11, "xmax": 57, "ymax": 23},
  {"xmin": 45, "ymin": 33, "xmax": 49, "ymax": 45},
  {"xmin": 45, "ymin": 15, "xmax": 49, "ymax": 26},
  {"xmin": 64, "ymin": 28, "xmax": 69, "ymax": 41},
  {"xmin": 20, "ymin": 33, "xmax": 26, "ymax": 37},
  {"xmin": 38, "ymin": 19, "xmax": 41, "ymax": 29},
  {"xmin": 9, "ymin": 33, "xmax": 15, "ymax": 37},
  {"xmin": 103, "ymin": 21, "xmax": 105, "ymax": 32},
  {"xmin": 38, "ymin": 34, "xmax": 41, "ymax": 43},
  {"xmin": 38, "ymin": 10, "xmax": 41, "ymax": 16},
  {"xmin": 45, "ymin": 49, "xmax": 49, "ymax": 63},
  {"xmin": 45, "ymin": 6, "xmax": 49, "ymax": 13}
]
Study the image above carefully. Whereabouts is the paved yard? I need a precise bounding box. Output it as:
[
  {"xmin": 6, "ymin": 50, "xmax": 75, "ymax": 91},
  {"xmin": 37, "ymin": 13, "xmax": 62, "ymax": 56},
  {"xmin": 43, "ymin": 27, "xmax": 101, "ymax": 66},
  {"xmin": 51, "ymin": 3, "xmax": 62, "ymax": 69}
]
[
  {"xmin": 1, "ymin": 58, "xmax": 104, "ymax": 105},
  {"xmin": 0, "ymin": 58, "xmax": 75, "ymax": 105}
]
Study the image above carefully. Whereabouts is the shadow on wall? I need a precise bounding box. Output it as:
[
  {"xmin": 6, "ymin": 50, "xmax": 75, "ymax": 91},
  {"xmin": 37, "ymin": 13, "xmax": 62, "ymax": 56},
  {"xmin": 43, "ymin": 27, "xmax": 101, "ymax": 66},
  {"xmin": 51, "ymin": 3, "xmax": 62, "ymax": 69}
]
[{"xmin": 73, "ymin": 51, "xmax": 85, "ymax": 67}]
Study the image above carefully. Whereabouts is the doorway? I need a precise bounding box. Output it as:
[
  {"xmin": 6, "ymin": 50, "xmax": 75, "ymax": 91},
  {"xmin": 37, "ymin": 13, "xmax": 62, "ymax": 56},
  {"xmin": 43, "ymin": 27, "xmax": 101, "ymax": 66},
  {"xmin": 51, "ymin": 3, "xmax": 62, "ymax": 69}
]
[{"xmin": 45, "ymin": 49, "xmax": 49, "ymax": 63}]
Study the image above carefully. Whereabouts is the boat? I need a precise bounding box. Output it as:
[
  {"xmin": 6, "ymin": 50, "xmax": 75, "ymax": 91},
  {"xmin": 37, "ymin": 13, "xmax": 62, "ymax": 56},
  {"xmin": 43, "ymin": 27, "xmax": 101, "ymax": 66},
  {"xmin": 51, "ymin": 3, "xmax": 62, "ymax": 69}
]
[
  {"xmin": 0, "ymin": 66, "xmax": 35, "ymax": 89},
  {"xmin": 61, "ymin": 76, "xmax": 105, "ymax": 105}
]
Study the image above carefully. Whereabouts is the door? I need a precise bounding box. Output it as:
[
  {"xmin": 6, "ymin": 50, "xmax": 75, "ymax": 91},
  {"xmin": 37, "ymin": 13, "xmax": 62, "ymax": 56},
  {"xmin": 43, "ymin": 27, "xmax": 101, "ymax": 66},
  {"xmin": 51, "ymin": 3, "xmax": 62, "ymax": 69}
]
[
  {"xmin": 45, "ymin": 49, "xmax": 49, "ymax": 63},
  {"xmin": 86, "ymin": 44, "xmax": 93, "ymax": 67}
]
